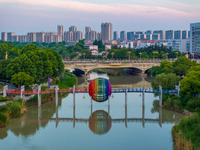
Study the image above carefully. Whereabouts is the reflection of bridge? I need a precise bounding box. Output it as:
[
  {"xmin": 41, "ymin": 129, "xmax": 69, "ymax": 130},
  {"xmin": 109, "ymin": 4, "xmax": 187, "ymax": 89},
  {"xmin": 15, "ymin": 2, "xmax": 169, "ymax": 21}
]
[
  {"xmin": 28, "ymin": 99, "xmax": 164, "ymax": 129},
  {"xmin": 64, "ymin": 60, "xmax": 161, "ymax": 74}
]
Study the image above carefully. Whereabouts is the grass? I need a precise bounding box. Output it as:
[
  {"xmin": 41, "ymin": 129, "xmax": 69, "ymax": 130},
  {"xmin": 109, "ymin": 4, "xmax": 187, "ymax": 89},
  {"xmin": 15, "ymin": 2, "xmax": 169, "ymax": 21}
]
[{"xmin": 172, "ymin": 114, "xmax": 200, "ymax": 150}]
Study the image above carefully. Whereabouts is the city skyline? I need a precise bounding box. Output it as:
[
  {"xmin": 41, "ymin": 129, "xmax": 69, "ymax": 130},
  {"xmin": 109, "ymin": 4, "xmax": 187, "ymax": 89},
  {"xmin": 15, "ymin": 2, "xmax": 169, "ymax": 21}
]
[{"xmin": 0, "ymin": 0, "xmax": 199, "ymax": 36}]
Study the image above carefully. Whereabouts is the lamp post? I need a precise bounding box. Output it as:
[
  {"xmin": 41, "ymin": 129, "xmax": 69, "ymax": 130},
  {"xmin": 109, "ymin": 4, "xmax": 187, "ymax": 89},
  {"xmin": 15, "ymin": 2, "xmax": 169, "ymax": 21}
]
[
  {"xmin": 139, "ymin": 52, "xmax": 142, "ymax": 59},
  {"xmin": 128, "ymin": 51, "xmax": 131, "ymax": 61},
  {"xmin": 111, "ymin": 52, "xmax": 115, "ymax": 60},
  {"xmin": 83, "ymin": 53, "xmax": 86, "ymax": 60},
  {"xmin": 176, "ymin": 51, "xmax": 179, "ymax": 58},
  {"xmin": 76, "ymin": 52, "xmax": 79, "ymax": 60},
  {"xmin": 166, "ymin": 52, "xmax": 169, "ymax": 60},
  {"xmin": 153, "ymin": 51, "xmax": 155, "ymax": 60}
]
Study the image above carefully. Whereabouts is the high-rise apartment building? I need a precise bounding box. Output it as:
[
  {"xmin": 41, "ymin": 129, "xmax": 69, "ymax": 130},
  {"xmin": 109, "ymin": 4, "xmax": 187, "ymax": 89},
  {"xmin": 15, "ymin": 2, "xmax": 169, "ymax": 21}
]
[
  {"xmin": 127, "ymin": 32, "xmax": 135, "ymax": 40},
  {"xmin": 27, "ymin": 32, "xmax": 36, "ymax": 42},
  {"xmin": 1, "ymin": 32, "xmax": 7, "ymax": 41},
  {"xmin": 7, "ymin": 32, "xmax": 15, "ymax": 41},
  {"xmin": 101, "ymin": 23, "xmax": 112, "ymax": 41},
  {"xmin": 166, "ymin": 30, "xmax": 174, "ymax": 39},
  {"xmin": 153, "ymin": 30, "xmax": 165, "ymax": 40},
  {"xmin": 85, "ymin": 26, "xmax": 91, "ymax": 41},
  {"xmin": 19, "ymin": 35, "xmax": 27, "ymax": 43},
  {"xmin": 140, "ymin": 34, "xmax": 147, "ymax": 40},
  {"xmin": 97, "ymin": 32, "xmax": 101, "ymax": 41},
  {"xmin": 89, "ymin": 31, "xmax": 97, "ymax": 41},
  {"xmin": 44, "ymin": 32, "xmax": 58, "ymax": 43},
  {"xmin": 190, "ymin": 22, "xmax": 200, "ymax": 54},
  {"xmin": 146, "ymin": 34, "xmax": 152, "ymax": 40},
  {"xmin": 36, "ymin": 32, "xmax": 45, "ymax": 43},
  {"xmin": 120, "ymin": 31, "xmax": 127, "ymax": 40},
  {"xmin": 75, "ymin": 31, "xmax": 83, "ymax": 41},
  {"xmin": 64, "ymin": 31, "xmax": 73, "ymax": 42},
  {"xmin": 57, "ymin": 25, "xmax": 64, "ymax": 41},
  {"xmin": 152, "ymin": 34, "xmax": 160, "ymax": 40},
  {"xmin": 69, "ymin": 26, "xmax": 77, "ymax": 33},
  {"xmin": 113, "ymin": 31, "xmax": 118, "ymax": 40},
  {"xmin": 11, "ymin": 35, "xmax": 19, "ymax": 42},
  {"xmin": 174, "ymin": 30, "xmax": 182, "ymax": 39},
  {"xmin": 145, "ymin": 30, "xmax": 153, "ymax": 34},
  {"xmin": 182, "ymin": 30, "xmax": 188, "ymax": 39}
]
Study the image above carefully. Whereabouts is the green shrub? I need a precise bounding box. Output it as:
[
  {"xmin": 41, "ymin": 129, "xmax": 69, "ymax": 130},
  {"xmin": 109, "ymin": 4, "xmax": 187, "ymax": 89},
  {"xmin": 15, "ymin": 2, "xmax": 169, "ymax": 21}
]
[
  {"xmin": 186, "ymin": 98, "xmax": 200, "ymax": 113},
  {"xmin": 0, "ymin": 97, "xmax": 8, "ymax": 102},
  {"xmin": 178, "ymin": 114, "xmax": 200, "ymax": 148},
  {"xmin": 7, "ymin": 102, "xmax": 21, "ymax": 118},
  {"xmin": 41, "ymin": 86, "xmax": 50, "ymax": 91},
  {"xmin": 0, "ymin": 112, "xmax": 8, "ymax": 127},
  {"xmin": 0, "ymin": 105, "xmax": 9, "ymax": 113},
  {"xmin": 25, "ymin": 85, "xmax": 33, "ymax": 91}
]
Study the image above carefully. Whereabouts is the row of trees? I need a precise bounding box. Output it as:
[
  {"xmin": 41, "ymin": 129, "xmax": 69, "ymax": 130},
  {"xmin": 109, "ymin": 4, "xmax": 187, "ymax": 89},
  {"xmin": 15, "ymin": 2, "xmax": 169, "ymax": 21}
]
[
  {"xmin": 0, "ymin": 43, "xmax": 64, "ymax": 86},
  {"xmin": 0, "ymin": 40, "xmax": 183, "ymax": 60}
]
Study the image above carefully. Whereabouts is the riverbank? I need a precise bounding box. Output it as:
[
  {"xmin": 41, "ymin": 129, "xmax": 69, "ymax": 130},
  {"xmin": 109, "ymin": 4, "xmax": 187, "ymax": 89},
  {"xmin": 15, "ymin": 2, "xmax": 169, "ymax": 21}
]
[
  {"xmin": 0, "ymin": 70, "xmax": 77, "ymax": 128},
  {"xmin": 172, "ymin": 114, "xmax": 200, "ymax": 150}
]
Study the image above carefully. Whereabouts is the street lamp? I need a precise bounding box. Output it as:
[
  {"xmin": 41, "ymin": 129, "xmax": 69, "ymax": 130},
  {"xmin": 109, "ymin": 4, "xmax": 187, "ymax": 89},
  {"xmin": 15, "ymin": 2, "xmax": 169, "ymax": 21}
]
[
  {"xmin": 166, "ymin": 52, "xmax": 169, "ymax": 60},
  {"xmin": 176, "ymin": 51, "xmax": 179, "ymax": 58},
  {"xmin": 128, "ymin": 51, "xmax": 131, "ymax": 61},
  {"xmin": 83, "ymin": 53, "xmax": 86, "ymax": 60},
  {"xmin": 139, "ymin": 52, "xmax": 142, "ymax": 59},
  {"xmin": 111, "ymin": 52, "xmax": 115, "ymax": 60},
  {"xmin": 153, "ymin": 51, "xmax": 156, "ymax": 59}
]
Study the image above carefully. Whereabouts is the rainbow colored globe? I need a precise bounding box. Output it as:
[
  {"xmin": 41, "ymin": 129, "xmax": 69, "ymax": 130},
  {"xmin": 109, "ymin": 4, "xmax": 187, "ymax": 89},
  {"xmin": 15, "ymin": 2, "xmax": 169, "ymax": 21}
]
[{"xmin": 89, "ymin": 78, "xmax": 112, "ymax": 102}]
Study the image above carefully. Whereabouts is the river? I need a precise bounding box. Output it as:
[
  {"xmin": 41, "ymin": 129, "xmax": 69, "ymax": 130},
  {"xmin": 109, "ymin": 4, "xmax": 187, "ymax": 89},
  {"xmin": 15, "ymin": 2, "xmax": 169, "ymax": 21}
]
[{"xmin": 0, "ymin": 71, "xmax": 184, "ymax": 150}]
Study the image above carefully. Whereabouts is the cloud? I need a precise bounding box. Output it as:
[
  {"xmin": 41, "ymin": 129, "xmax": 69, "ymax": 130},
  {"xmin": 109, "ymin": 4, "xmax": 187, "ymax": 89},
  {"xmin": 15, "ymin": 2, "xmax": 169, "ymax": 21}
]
[{"xmin": 0, "ymin": 0, "xmax": 199, "ymax": 18}]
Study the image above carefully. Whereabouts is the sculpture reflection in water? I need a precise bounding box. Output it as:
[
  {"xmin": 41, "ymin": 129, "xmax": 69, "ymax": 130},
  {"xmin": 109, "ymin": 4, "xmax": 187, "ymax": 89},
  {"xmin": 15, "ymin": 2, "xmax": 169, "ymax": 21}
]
[{"xmin": 89, "ymin": 110, "xmax": 112, "ymax": 135}]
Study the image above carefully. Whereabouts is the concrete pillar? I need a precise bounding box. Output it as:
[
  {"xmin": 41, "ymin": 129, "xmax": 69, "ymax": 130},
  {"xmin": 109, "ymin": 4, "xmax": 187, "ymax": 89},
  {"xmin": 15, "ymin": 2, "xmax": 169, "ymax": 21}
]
[
  {"xmin": 38, "ymin": 106, "xmax": 41, "ymax": 127},
  {"xmin": 73, "ymin": 85, "xmax": 75, "ymax": 107},
  {"xmin": 56, "ymin": 106, "xmax": 58, "ymax": 128},
  {"xmin": 3, "ymin": 85, "xmax": 8, "ymax": 97},
  {"xmin": 175, "ymin": 85, "xmax": 180, "ymax": 96},
  {"xmin": 159, "ymin": 107, "xmax": 162, "ymax": 128},
  {"xmin": 159, "ymin": 86, "xmax": 162, "ymax": 107},
  {"xmin": 125, "ymin": 104, "xmax": 127, "ymax": 128},
  {"xmin": 55, "ymin": 86, "xmax": 58, "ymax": 107},
  {"xmin": 38, "ymin": 85, "xmax": 41, "ymax": 107},
  {"xmin": 125, "ymin": 86, "xmax": 127, "ymax": 106},
  {"xmin": 73, "ymin": 105, "xmax": 75, "ymax": 128},
  {"xmin": 20, "ymin": 85, "xmax": 25, "ymax": 99},
  {"xmin": 142, "ymin": 105, "xmax": 145, "ymax": 127},
  {"xmin": 91, "ymin": 97, "xmax": 93, "ymax": 115},
  {"xmin": 142, "ymin": 86, "xmax": 145, "ymax": 107}
]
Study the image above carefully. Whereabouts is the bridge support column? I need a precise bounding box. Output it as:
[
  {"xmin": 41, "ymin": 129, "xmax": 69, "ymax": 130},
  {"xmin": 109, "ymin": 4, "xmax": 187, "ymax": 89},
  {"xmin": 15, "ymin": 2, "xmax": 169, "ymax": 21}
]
[
  {"xmin": 55, "ymin": 86, "xmax": 58, "ymax": 107},
  {"xmin": 38, "ymin": 105, "xmax": 41, "ymax": 127},
  {"xmin": 3, "ymin": 85, "xmax": 8, "ymax": 97},
  {"xmin": 159, "ymin": 86, "xmax": 162, "ymax": 107},
  {"xmin": 159, "ymin": 107, "xmax": 162, "ymax": 127},
  {"xmin": 142, "ymin": 86, "xmax": 145, "ymax": 107},
  {"xmin": 142, "ymin": 105, "xmax": 145, "ymax": 127},
  {"xmin": 73, "ymin": 105, "xmax": 75, "ymax": 128},
  {"xmin": 175, "ymin": 85, "xmax": 180, "ymax": 96},
  {"xmin": 38, "ymin": 85, "xmax": 41, "ymax": 107},
  {"xmin": 20, "ymin": 85, "xmax": 25, "ymax": 99},
  {"xmin": 91, "ymin": 97, "xmax": 93, "ymax": 115},
  {"xmin": 108, "ymin": 98, "xmax": 110, "ymax": 116},
  {"xmin": 73, "ymin": 85, "xmax": 75, "ymax": 107},
  {"xmin": 56, "ymin": 106, "xmax": 58, "ymax": 128},
  {"xmin": 125, "ymin": 86, "xmax": 127, "ymax": 106}
]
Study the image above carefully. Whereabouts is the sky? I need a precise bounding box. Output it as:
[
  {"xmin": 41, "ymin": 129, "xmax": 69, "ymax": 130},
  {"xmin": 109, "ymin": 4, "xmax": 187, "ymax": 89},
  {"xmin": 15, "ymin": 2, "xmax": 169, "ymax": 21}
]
[{"xmin": 0, "ymin": 0, "xmax": 200, "ymax": 36}]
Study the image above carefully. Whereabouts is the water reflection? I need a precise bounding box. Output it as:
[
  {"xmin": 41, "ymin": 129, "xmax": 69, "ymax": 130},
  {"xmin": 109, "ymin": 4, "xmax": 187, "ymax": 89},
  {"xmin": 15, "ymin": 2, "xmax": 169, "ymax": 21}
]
[{"xmin": 89, "ymin": 110, "xmax": 112, "ymax": 135}]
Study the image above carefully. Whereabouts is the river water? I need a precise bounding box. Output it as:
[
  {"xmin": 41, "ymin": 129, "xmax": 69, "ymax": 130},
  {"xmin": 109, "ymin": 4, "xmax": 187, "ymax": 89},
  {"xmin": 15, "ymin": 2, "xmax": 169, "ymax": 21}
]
[{"xmin": 0, "ymin": 71, "xmax": 184, "ymax": 150}]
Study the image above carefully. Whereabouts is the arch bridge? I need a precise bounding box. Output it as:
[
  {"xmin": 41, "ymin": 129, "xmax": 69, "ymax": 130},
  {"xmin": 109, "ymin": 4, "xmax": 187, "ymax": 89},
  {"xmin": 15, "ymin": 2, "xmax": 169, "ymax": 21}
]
[{"xmin": 64, "ymin": 60, "xmax": 161, "ymax": 74}]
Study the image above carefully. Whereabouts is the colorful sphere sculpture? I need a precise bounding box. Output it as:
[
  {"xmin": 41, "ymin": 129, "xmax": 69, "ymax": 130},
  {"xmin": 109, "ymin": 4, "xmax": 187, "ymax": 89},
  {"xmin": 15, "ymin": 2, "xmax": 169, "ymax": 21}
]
[
  {"xmin": 89, "ymin": 78, "xmax": 112, "ymax": 102},
  {"xmin": 89, "ymin": 110, "xmax": 112, "ymax": 135}
]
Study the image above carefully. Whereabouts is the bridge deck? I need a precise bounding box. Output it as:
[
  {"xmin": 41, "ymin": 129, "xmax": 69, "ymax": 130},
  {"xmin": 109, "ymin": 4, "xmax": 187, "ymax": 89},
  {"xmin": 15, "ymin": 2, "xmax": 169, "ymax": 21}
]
[{"xmin": 4, "ymin": 88, "xmax": 178, "ymax": 95}]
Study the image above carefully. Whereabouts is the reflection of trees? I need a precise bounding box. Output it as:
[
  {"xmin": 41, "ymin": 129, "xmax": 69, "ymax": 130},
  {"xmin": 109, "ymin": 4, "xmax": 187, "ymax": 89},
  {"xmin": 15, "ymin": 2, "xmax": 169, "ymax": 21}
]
[
  {"xmin": 0, "ymin": 96, "xmax": 63, "ymax": 139},
  {"xmin": 151, "ymin": 100, "xmax": 184, "ymax": 124}
]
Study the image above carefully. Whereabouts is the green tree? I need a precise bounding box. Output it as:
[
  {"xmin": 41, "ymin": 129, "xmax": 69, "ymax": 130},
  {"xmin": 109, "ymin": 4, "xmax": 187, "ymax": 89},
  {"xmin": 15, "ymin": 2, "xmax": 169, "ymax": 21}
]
[{"xmin": 11, "ymin": 72, "xmax": 34, "ymax": 86}]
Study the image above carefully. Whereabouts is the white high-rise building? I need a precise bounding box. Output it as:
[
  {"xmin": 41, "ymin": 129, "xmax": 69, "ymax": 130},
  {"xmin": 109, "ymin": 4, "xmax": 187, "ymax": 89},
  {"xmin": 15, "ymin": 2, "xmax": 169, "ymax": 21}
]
[
  {"xmin": 190, "ymin": 22, "xmax": 200, "ymax": 54},
  {"xmin": 1, "ymin": 32, "xmax": 7, "ymax": 41},
  {"xmin": 27, "ymin": 32, "xmax": 36, "ymax": 42},
  {"xmin": 57, "ymin": 25, "xmax": 64, "ymax": 41},
  {"xmin": 7, "ymin": 32, "xmax": 15, "ymax": 41},
  {"xmin": 101, "ymin": 23, "xmax": 112, "ymax": 42}
]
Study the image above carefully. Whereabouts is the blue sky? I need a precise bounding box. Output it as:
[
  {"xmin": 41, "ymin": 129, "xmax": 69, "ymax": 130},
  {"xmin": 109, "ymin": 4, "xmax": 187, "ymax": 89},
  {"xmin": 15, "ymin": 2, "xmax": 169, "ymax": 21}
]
[{"xmin": 0, "ymin": 0, "xmax": 199, "ymax": 36}]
